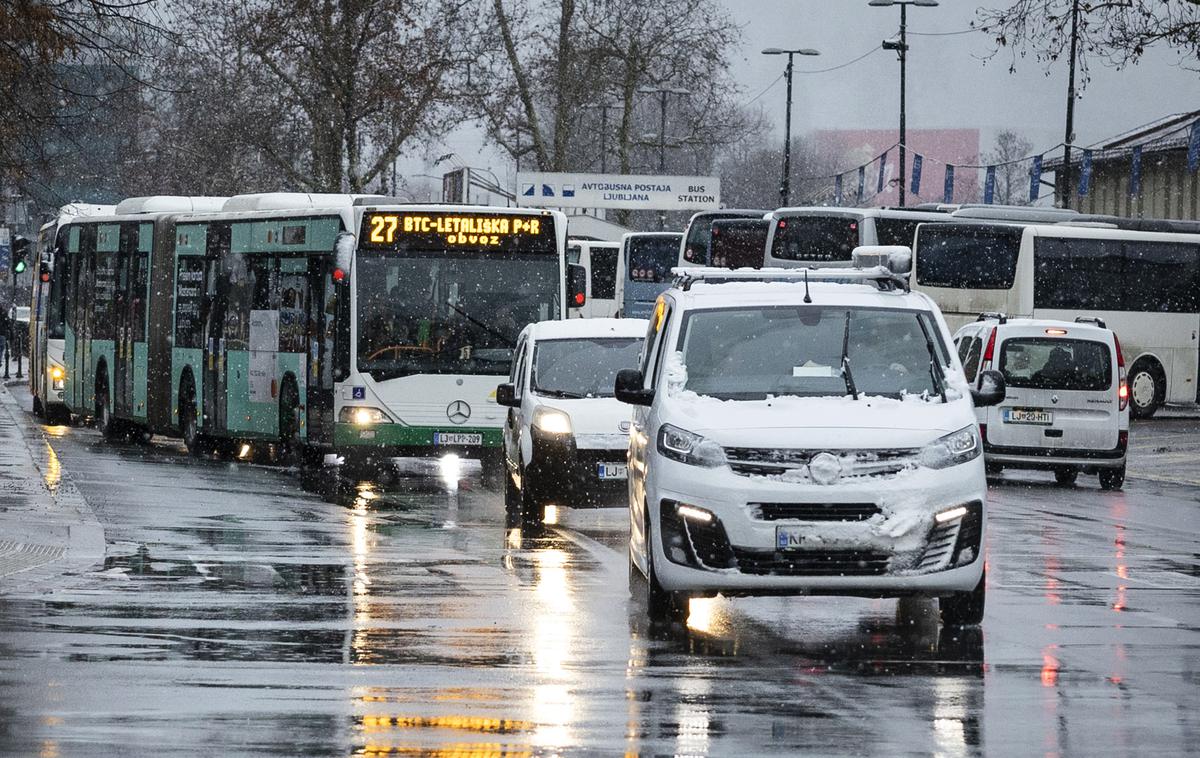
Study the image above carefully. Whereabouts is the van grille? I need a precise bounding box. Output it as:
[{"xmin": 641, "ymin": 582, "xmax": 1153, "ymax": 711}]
[
  {"xmin": 731, "ymin": 548, "xmax": 891, "ymax": 577},
  {"xmin": 749, "ymin": 502, "xmax": 881, "ymax": 522},
  {"xmin": 724, "ymin": 447, "xmax": 919, "ymax": 479}
]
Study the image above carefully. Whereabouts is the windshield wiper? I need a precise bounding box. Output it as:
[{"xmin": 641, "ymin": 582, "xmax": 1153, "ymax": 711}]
[
  {"xmin": 916, "ymin": 316, "xmax": 949, "ymax": 403},
  {"xmin": 445, "ymin": 301, "xmax": 516, "ymax": 343},
  {"xmin": 536, "ymin": 388, "xmax": 587, "ymax": 399},
  {"xmin": 841, "ymin": 310, "xmax": 859, "ymax": 400}
]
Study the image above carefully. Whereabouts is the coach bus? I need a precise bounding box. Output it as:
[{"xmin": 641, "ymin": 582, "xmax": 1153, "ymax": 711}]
[
  {"xmin": 762, "ymin": 207, "xmax": 950, "ymax": 267},
  {"xmin": 56, "ymin": 193, "xmax": 577, "ymax": 475},
  {"xmin": 28, "ymin": 203, "xmax": 115, "ymax": 422},
  {"xmin": 912, "ymin": 221, "xmax": 1200, "ymax": 418}
]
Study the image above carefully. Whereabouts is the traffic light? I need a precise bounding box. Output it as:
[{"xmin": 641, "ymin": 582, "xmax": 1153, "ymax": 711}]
[{"xmin": 11, "ymin": 237, "xmax": 30, "ymax": 275}]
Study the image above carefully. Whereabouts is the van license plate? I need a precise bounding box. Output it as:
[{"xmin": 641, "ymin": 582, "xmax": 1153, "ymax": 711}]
[
  {"xmin": 434, "ymin": 432, "xmax": 483, "ymax": 446},
  {"xmin": 597, "ymin": 463, "xmax": 627, "ymax": 480},
  {"xmin": 1003, "ymin": 408, "xmax": 1054, "ymax": 425},
  {"xmin": 776, "ymin": 527, "xmax": 805, "ymax": 551}
]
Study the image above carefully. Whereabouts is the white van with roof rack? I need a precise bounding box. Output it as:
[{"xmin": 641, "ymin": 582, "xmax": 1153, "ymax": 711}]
[
  {"xmin": 616, "ymin": 247, "xmax": 1006, "ymax": 627},
  {"xmin": 953, "ymin": 314, "xmax": 1129, "ymax": 489}
]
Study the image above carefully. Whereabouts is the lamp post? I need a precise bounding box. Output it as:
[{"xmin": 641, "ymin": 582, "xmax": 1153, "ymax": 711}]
[
  {"xmin": 637, "ymin": 86, "xmax": 690, "ymax": 229},
  {"xmin": 762, "ymin": 47, "xmax": 820, "ymax": 208},
  {"xmin": 869, "ymin": 0, "xmax": 939, "ymax": 208}
]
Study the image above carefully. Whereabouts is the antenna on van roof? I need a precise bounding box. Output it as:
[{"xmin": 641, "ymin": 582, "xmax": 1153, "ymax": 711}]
[{"xmin": 803, "ymin": 270, "xmax": 812, "ymax": 304}]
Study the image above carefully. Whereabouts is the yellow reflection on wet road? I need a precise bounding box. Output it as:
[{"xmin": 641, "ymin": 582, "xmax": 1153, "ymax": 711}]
[
  {"xmin": 531, "ymin": 548, "xmax": 576, "ymax": 748},
  {"xmin": 41, "ymin": 440, "xmax": 61, "ymax": 493}
]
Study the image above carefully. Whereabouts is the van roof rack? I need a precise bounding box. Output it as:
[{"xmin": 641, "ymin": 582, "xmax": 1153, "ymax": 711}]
[
  {"xmin": 976, "ymin": 311, "xmax": 1008, "ymax": 324},
  {"xmin": 1074, "ymin": 316, "xmax": 1107, "ymax": 329},
  {"xmin": 673, "ymin": 266, "xmax": 909, "ymax": 293}
]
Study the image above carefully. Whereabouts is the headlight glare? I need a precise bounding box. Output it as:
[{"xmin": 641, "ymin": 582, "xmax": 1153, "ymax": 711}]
[
  {"xmin": 657, "ymin": 423, "xmax": 727, "ymax": 468},
  {"xmin": 533, "ymin": 406, "xmax": 572, "ymax": 435},
  {"xmin": 339, "ymin": 406, "xmax": 391, "ymax": 425},
  {"xmin": 919, "ymin": 425, "xmax": 981, "ymax": 469}
]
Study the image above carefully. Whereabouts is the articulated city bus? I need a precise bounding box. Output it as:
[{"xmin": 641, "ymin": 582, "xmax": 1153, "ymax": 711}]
[
  {"xmin": 28, "ymin": 204, "xmax": 115, "ymax": 422},
  {"xmin": 912, "ymin": 221, "xmax": 1200, "ymax": 418},
  {"xmin": 53, "ymin": 193, "xmax": 576, "ymax": 474}
]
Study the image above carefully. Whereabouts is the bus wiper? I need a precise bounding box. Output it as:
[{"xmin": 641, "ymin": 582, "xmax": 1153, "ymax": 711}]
[
  {"xmin": 841, "ymin": 310, "xmax": 859, "ymax": 400},
  {"xmin": 916, "ymin": 316, "xmax": 949, "ymax": 403},
  {"xmin": 445, "ymin": 301, "xmax": 515, "ymax": 343}
]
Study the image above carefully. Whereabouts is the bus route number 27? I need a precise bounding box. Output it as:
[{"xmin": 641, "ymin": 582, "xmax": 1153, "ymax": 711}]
[{"xmin": 369, "ymin": 214, "xmax": 400, "ymax": 244}]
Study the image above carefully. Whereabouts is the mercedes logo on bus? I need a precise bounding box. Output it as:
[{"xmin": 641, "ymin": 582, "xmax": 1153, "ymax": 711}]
[{"xmin": 446, "ymin": 400, "xmax": 472, "ymax": 425}]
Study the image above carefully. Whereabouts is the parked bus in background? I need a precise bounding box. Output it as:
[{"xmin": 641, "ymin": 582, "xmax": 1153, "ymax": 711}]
[
  {"xmin": 912, "ymin": 221, "xmax": 1200, "ymax": 418},
  {"xmin": 28, "ymin": 203, "xmax": 115, "ymax": 422},
  {"xmin": 621, "ymin": 232, "xmax": 683, "ymax": 319},
  {"xmin": 679, "ymin": 209, "xmax": 768, "ymax": 266},
  {"xmin": 763, "ymin": 207, "xmax": 950, "ymax": 267},
  {"xmin": 567, "ymin": 239, "xmax": 622, "ymax": 318},
  {"xmin": 709, "ymin": 218, "xmax": 770, "ymax": 268}
]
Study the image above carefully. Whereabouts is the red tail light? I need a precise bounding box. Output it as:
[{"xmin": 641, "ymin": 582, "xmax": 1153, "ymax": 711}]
[
  {"xmin": 1113, "ymin": 334, "xmax": 1128, "ymax": 411},
  {"xmin": 982, "ymin": 327, "xmax": 997, "ymax": 363},
  {"xmin": 573, "ymin": 291, "xmax": 585, "ymax": 306}
]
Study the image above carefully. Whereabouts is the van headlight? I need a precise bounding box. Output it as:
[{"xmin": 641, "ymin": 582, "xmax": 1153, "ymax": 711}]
[
  {"xmin": 339, "ymin": 406, "xmax": 392, "ymax": 425},
  {"xmin": 919, "ymin": 425, "xmax": 981, "ymax": 469},
  {"xmin": 533, "ymin": 406, "xmax": 572, "ymax": 435},
  {"xmin": 657, "ymin": 423, "xmax": 727, "ymax": 468}
]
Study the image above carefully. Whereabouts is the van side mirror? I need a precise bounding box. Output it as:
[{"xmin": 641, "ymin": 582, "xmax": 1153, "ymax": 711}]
[
  {"xmin": 971, "ymin": 370, "xmax": 1006, "ymax": 407},
  {"xmin": 567, "ymin": 263, "xmax": 587, "ymax": 309},
  {"xmin": 496, "ymin": 382, "xmax": 519, "ymax": 408},
  {"xmin": 615, "ymin": 368, "xmax": 654, "ymax": 406}
]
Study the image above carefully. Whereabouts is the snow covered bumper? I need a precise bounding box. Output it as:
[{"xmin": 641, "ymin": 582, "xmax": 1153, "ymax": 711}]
[{"xmin": 647, "ymin": 456, "xmax": 986, "ymax": 597}]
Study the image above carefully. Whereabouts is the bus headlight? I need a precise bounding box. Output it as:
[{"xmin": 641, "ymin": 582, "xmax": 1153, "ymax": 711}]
[
  {"xmin": 339, "ymin": 406, "xmax": 392, "ymax": 425},
  {"xmin": 50, "ymin": 365, "xmax": 65, "ymax": 390}
]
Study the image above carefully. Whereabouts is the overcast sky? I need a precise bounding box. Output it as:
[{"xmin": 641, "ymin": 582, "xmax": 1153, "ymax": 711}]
[{"xmin": 409, "ymin": 1, "xmax": 1199, "ymax": 198}]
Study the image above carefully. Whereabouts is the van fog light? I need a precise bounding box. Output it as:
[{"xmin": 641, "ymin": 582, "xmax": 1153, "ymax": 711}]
[
  {"xmin": 935, "ymin": 505, "xmax": 969, "ymax": 524},
  {"xmin": 676, "ymin": 503, "xmax": 714, "ymax": 523}
]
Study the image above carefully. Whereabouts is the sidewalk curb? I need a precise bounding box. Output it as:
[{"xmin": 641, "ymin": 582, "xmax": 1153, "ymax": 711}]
[{"xmin": 0, "ymin": 384, "xmax": 105, "ymax": 588}]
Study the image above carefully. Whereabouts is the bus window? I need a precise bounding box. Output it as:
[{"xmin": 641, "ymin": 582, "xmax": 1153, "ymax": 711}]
[
  {"xmin": 278, "ymin": 259, "xmax": 308, "ymax": 354},
  {"xmin": 711, "ymin": 220, "xmax": 768, "ymax": 268},
  {"xmin": 915, "ymin": 224, "xmax": 1023, "ymax": 289},
  {"xmin": 1034, "ymin": 237, "xmax": 1199, "ymax": 313},
  {"xmin": 567, "ymin": 244, "xmax": 581, "ymax": 264},
  {"xmin": 590, "ymin": 247, "xmax": 618, "ymax": 299},
  {"xmin": 94, "ymin": 250, "xmax": 117, "ymax": 341},
  {"xmin": 874, "ymin": 218, "xmax": 922, "ymax": 247},
  {"xmin": 175, "ymin": 258, "xmax": 206, "ymax": 349},
  {"xmin": 628, "ymin": 238, "xmax": 678, "ymax": 283},
  {"xmin": 770, "ymin": 216, "xmax": 859, "ymax": 262},
  {"xmin": 683, "ymin": 218, "xmax": 714, "ymax": 263}
]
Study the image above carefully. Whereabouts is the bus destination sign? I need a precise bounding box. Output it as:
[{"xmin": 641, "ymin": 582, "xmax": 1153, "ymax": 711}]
[{"xmin": 362, "ymin": 212, "xmax": 556, "ymax": 253}]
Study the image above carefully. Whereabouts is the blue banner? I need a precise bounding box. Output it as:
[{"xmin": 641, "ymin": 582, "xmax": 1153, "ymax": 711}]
[
  {"xmin": 1188, "ymin": 120, "xmax": 1200, "ymax": 173},
  {"xmin": 911, "ymin": 154, "xmax": 923, "ymax": 196},
  {"xmin": 943, "ymin": 165, "xmax": 955, "ymax": 204},
  {"xmin": 1130, "ymin": 146, "xmax": 1142, "ymax": 196},
  {"xmin": 834, "ymin": 174, "xmax": 843, "ymax": 206},
  {"xmin": 1029, "ymin": 155, "xmax": 1043, "ymax": 202},
  {"xmin": 1077, "ymin": 149, "xmax": 1093, "ymax": 197},
  {"xmin": 876, "ymin": 152, "xmax": 888, "ymax": 195},
  {"xmin": 857, "ymin": 165, "xmax": 865, "ymax": 204},
  {"xmin": 983, "ymin": 165, "xmax": 997, "ymax": 204}
]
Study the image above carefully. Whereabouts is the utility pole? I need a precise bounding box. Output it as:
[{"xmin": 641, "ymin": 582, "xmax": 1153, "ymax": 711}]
[
  {"xmin": 1062, "ymin": 0, "xmax": 1080, "ymax": 209},
  {"xmin": 637, "ymin": 87, "xmax": 690, "ymax": 229},
  {"xmin": 762, "ymin": 47, "xmax": 821, "ymax": 207}
]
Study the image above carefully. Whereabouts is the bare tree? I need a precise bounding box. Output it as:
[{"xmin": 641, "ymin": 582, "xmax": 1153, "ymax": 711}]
[{"xmin": 986, "ymin": 129, "xmax": 1035, "ymax": 205}]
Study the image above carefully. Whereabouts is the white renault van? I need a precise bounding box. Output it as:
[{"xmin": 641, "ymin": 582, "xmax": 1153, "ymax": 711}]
[
  {"xmin": 616, "ymin": 254, "xmax": 1006, "ymax": 627},
  {"xmin": 953, "ymin": 315, "xmax": 1129, "ymax": 489}
]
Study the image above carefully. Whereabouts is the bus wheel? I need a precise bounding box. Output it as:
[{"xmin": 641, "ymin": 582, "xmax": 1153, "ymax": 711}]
[
  {"xmin": 278, "ymin": 379, "xmax": 302, "ymax": 467},
  {"xmin": 1128, "ymin": 360, "xmax": 1163, "ymax": 419}
]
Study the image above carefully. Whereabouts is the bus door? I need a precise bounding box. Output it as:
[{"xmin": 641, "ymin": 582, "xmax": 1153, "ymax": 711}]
[
  {"xmin": 72, "ymin": 228, "xmax": 96, "ymax": 412},
  {"xmin": 304, "ymin": 256, "xmax": 336, "ymax": 444},
  {"xmin": 202, "ymin": 256, "xmax": 230, "ymax": 435},
  {"xmin": 113, "ymin": 226, "xmax": 134, "ymax": 417}
]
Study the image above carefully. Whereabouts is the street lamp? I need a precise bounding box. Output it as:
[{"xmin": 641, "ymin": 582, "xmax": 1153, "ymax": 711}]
[
  {"xmin": 869, "ymin": 0, "xmax": 939, "ymax": 208},
  {"xmin": 636, "ymin": 86, "xmax": 690, "ymax": 229},
  {"xmin": 762, "ymin": 47, "xmax": 820, "ymax": 208}
]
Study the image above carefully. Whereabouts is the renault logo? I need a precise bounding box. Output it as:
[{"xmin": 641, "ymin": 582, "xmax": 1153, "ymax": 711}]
[
  {"xmin": 447, "ymin": 400, "xmax": 471, "ymax": 424},
  {"xmin": 1051, "ymin": 394, "xmax": 1060, "ymax": 404}
]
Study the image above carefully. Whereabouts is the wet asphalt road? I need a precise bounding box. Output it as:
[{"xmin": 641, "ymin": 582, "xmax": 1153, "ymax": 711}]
[{"xmin": 1, "ymin": 386, "xmax": 1198, "ymax": 756}]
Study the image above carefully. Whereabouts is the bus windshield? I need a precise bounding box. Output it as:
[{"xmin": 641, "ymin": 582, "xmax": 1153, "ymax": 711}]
[
  {"xmin": 915, "ymin": 224, "xmax": 1024, "ymax": 289},
  {"xmin": 356, "ymin": 251, "xmax": 560, "ymax": 379},
  {"xmin": 770, "ymin": 215, "xmax": 860, "ymax": 262},
  {"xmin": 711, "ymin": 220, "xmax": 768, "ymax": 268},
  {"xmin": 628, "ymin": 238, "xmax": 679, "ymax": 283}
]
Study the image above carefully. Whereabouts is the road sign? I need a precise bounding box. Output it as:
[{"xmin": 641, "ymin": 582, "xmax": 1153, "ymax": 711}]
[{"xmin": 515, "ymin": 172, "xmax": 720, "ymax": 210}]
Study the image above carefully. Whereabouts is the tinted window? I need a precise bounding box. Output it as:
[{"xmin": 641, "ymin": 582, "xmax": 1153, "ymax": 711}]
[
  {"xmin": 874, "ymin": 218, "xmax": 922, "ymax": 247},
  {"xmin": 683, "ymin": 217, "xmax": 716, "ymax": 263},
  {"xmin": 771, "ymin": 216, "xmax": 860, "ymax": 262},
  {"xmin": 1035, "ymin": 236, "xmax": 1200, "ymax": 313},
  {"xmin": 999, "ymin": 337, "xmax": 1111, "ymax": 391},
  {"xmin": 590, "ymin": 247, "xmax": 618, "ymax": 299},
  {"xmin": 566, "ymin": 245, "xmax": 581, "ymax": 264},
  {"xmin": 93, "ymin": 252, "xmax": 117, "ymax": 340},
  {"xmin": 532, "ymin": 337, "xmax": 644, "ymax": 398},
  {"xmin": 915, "ymin": 224, "xmax": 1023, "ymax": 289},
  {"xmin": 958, "ymin": 336, "xmax": 982, "ymax": 381},
  {"xmin": 628, "ymin": 238, "xmax": 679, "ymax": 283},
  {"xmin": 711, "ymin": 220, "xmax": 768, "ymax": 268}
]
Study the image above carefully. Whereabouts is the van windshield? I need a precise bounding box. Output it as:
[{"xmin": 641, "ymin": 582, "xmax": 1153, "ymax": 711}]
[
  {"xmin": 676, "ymin": 306, "xmax": 949, "ymax": 400},
  {"xmin": 533, "ymin": 337, "xmax": 643, "ymax": 398},
  {"xmin": 999, "ymin": 338, "xmax": 1111, "ymax": 391}
]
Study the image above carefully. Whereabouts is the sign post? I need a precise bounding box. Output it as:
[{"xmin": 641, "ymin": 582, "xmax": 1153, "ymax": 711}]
[{"xmin": 515, "ymin": 172, "xmax": 720, "ymax": 211}]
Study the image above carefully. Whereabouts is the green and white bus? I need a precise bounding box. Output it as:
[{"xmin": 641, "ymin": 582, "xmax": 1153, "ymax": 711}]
[{"xmin": 56, "ymin": 193, "xmax": 577, "ymax": 475}]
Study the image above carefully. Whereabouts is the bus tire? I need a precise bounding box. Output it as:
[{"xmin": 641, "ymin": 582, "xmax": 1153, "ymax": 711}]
[
  {"xmin": 179, "ymin": 376, "xmax": 207, "ymax": 457},
  {"xmin": 278, "ymin": 378, "xmax": 302, "ymax": 467},
  {"xmin": 1128, "ymin": 360, "xmax": 1163, "ymax": 419}
]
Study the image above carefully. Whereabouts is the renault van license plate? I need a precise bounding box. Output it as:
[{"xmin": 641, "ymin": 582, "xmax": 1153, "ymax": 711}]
[
  {"xmin": 1003, "ymin": 408, "xmax": 1053, "ymax": 425},
  {"xmin": 434, "ymin": 432, "xmax": 482, "ymax": 446},
  {"xmin": 597, "ymin": 463, "xmax": 627, "ymax": 480},
  {"xmin": 776, "ymin": 527, "xmax": 805, "ymax": 551}
]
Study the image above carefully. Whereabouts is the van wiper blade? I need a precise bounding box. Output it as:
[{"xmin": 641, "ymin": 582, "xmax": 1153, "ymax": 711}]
[
  {"xmin": 916, "ymin": 316, "xmax": 949, "ymax": 403},
  {"xmin": 841, "ymin": 310, "xmax": 859, "ymax": 400},
  {"xmin": 537, "ymin": 388, "xmax": 586, "ymax": 399}
]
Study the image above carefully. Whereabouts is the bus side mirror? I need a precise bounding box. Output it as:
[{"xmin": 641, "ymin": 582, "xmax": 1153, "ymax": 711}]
[
  {"xmin": 615, "ymin": 368, "xmax": 654, "ymax": 406},
  {"xmin": 972, "ymin": 370, "xmax": 1006, "ymax": 407},
  {"xmin": 567, "ymin": 263, "xmax": 587, "ymax": 309},
  {"xmin": 496, "ymin": 382, "xmax": 519, "ymax": 408},
  {"xmin": 334, "ymin": 232, "xmax": 355, "ymax": 283}
]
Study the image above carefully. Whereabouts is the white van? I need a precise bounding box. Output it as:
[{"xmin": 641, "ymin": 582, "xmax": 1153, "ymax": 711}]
[
  {"xmin": 953, "ymin": 316, "xmax": 1129, "ymax": 489},
  {"xmin": 567, "ymin": 240, "xmax": 623, "ymax": 318},
  {"xmin": 616, "ymin": 254, "xmax": 1006, "ymax": 627}
]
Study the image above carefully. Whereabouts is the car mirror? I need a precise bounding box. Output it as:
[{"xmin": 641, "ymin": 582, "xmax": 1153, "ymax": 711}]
[
  {"xmin": 614, "ymin": 368, "xmax": 654, "ymax": 406},
  {"xmin": 971, "ymin": 370, "xmax": 1006, "ymax": 407},
  {"xmin": 495, "ymin": 382, "xmax": 519, "ymax": 408}
]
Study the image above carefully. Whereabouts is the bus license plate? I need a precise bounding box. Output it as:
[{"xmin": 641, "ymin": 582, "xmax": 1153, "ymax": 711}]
[
  {"xmin": 434, "ymin": 432, "xmax": 483, "ymax": 446},
  {"xmin": 597, "ymin": 463, "xmax": 627, "ymax": 480},
  {"xmin": 1003, "ymin": 408, "xmax": 1054, "ymax": 425},
  {"xmin": 776, "ymin": 526, "xmax": 805, "ymax": 551}
]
